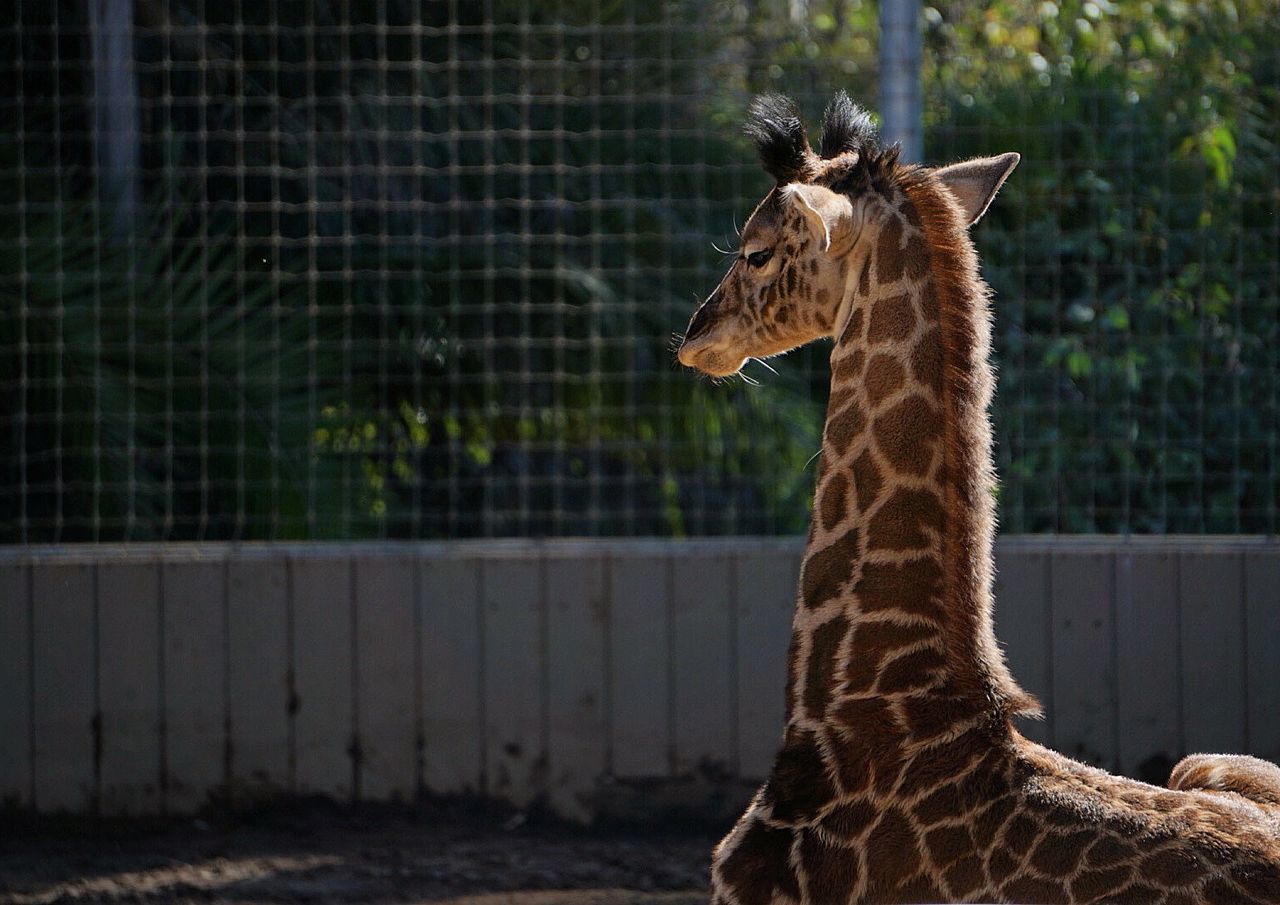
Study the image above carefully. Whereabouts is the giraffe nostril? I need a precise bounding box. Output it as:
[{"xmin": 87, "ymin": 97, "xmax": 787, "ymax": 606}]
[{"xmin": 684, "ymin": 304, "xmax": 717, "ymax": 345}]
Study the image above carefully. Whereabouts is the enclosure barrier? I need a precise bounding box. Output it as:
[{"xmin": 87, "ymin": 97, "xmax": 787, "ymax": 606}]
[{"xmin": 1, "ymin": 537, "xmax": 1277, "ymax": 822}]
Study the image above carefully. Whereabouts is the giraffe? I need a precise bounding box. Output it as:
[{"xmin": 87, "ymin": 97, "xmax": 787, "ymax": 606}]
[{"xmin": 676, "ymin": 92, "xmax": 1280, "ymax": 905}]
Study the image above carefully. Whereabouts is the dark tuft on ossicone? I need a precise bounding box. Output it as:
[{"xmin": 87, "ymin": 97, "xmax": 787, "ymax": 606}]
[
  {"xmin": 744, "ymin": 94, "xmax": 813, "ymax": 184},
  {"xmin": 820, "ymin": 90, "xmax": 878, "ymax": 159}
]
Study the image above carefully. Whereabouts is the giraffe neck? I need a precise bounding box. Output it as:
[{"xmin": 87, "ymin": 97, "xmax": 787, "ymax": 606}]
[{"xmin": 785, "ymin": 175, "xmax": 1034, "ymax": 743}]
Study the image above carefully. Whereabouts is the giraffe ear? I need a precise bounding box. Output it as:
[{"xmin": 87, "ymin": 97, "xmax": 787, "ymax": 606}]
[
  {"xmin": 932, "ymin": 152, "xmax": 1020, "ymax": 226},
  {"xmin": 783, "ymin": 183, "xmax": 856, "ymax": 254}
]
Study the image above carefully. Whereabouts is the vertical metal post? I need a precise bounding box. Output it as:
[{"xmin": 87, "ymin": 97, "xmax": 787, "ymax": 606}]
[
  {"xmin": 89, "ymin": 0, "xmax": 140, "ymax": 230},
  {"xmin": 879, "ymin": 0, "xmax": 922, "ymax": 163}
]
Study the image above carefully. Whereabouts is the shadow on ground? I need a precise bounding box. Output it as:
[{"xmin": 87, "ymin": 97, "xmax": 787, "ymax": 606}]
[{"xmin": 0, "ymin": 797, "xmax": 718, "ymax": 905}]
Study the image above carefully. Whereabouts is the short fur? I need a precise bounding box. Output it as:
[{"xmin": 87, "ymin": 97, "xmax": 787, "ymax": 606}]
[{"xmin": 680, "ymin": 92, "xmax": 1280, "ymax": 905}]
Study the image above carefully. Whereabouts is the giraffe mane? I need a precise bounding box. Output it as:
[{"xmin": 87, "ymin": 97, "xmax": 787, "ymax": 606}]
[{"xmin": 900, "ymin": 167, "xmax": 1043, "ymax": 720}]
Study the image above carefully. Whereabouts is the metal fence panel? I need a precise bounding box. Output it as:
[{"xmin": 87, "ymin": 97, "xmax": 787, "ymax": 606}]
[{"xmin": 2, "ymin": 3, "xmax": 1277, "ymax": 542}]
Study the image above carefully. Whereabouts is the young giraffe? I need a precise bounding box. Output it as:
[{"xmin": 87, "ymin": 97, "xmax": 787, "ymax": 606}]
[{"xmin": 677, "ymin": 92, "xmax": 1280, "ymax": 905}]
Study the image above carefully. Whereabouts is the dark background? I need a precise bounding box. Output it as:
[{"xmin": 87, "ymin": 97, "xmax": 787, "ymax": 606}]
[{"xmin": 2, "ymin": 0, "xmax": 1277, "ymax": 543}]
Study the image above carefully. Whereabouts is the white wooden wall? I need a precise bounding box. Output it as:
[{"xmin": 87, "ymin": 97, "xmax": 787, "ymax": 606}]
[{"xmin": 0, "ymin": 538, "xmax": 1277, "ymax": 820}]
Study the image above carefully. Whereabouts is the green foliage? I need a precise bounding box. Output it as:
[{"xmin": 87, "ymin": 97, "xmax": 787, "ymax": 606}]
[
  {"xmin": 0, "ymin": 189, "xmax": 322, "ymax": 541},
  {"xmin": 925, "ymin": 0, "xmax": 1280, "ymax": 531},
  {"xmin": 3, "ymin": 0, "xmax": 1276, "ymax": 539}
]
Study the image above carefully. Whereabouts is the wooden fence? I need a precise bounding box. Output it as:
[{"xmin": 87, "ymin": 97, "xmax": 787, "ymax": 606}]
[{"xmin": 1, "ymin": 538, "xmax": 1277, "ymax": 821}]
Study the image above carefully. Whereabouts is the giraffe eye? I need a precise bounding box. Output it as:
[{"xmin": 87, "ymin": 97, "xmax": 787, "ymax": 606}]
[{"xmin": 746, "ymin": 248, "xmax": 773, "ymax": 268}]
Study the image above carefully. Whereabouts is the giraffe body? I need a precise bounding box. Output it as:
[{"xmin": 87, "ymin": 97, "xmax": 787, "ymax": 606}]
[{"xmin": 677, "ymin": 93, "xmax": 1280, "ymax": 904}]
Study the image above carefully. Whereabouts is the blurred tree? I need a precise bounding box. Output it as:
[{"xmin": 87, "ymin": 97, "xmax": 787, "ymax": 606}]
[{"xmin": 1, "ymin": 0, "xmax": 1275, "ymax": 539}]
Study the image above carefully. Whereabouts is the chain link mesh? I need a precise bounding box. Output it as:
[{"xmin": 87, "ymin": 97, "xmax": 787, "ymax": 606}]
[{"xmin": 1, "ymin": 1, "xmax": 1277, "ymax": 541}]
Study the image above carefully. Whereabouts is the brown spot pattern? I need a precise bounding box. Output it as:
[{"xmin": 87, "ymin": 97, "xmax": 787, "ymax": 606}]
[
  {"xmin": 1088, "ymin": 835, "xmax": 1137, "ymax": 867},
  {"xmin": 1031, "ymin": 828, "xmax": 1094, "ymax": 876},
  {"xmin": 945, "ymin": 855, "xmax": 986, "ymax": 897},
  {"xmin": 876, "ymin": 646, "xmax": 947, "ymax": 693},
  {"xmin": 970, "ymin": 794, "xmax": 1017, "ymax": 849},
  {"xmin": 804, "ymin": 615, "xmax": 848, "ymax": 720},
  {"xmin": 1001, "ymin": 813, "xmax": 1041, "ymax": 857},
  {"xmin": 854, "ymin": 557, "xmax": 944, "ymax": 619},
  {"xmin": 821, "ymin": 798, "xmax": 878, "ymax": 839},
  {"xmin": 873, "ymin": 394, "xmax": 942, "ymax": 476},
  {"xmin": 800, "ymin": 527, "xmax": 860, "ymax": 609},
  {"xmin": 867, "ymin": 486, "xmax": 946, "ymax": 551},
  {"xmin": 842, "ymin": 651, "xmax": 880, "ymax": 695},
  {"xmin": 899, "ymin": 727, "xmax": 989, "ymax": 798},
  {"xmin": 896, "ymin": 874, "xmax": 946, "ymax": 902},
  {"xmin": 800, "ymin": 830, "xmax": 859, "ymax": 904},
  {"xmin": 911, "ymin": 326, "xmax": 944, "ymax": 398},
  {"xmin": 867, "ymin": 292, "xmax": 915, "ymax": 344},
  {"xmin": 1236, "ymin": 864, "xmax": 1280, "ymax": 899},
  {"xmin": 864, "ymin": 353, "xmax": 905, "ymax": 407},
  {"xmin": 863, "ymin": 808, "xmax": 921, "ymax": 897},
  {"xmin": 904, "ymin": 233, "xmax": 930, "ymax": 280},
  {"xmin": 832, "ymin": 348, "xmax": 865, "ymax": 384},
  {"xmin": 1073, "ymin": 866, "xmax": 1136, "ymax": 901},
  {"xmin": 875, "ymin": 215, "xmax": 905, "ymax": 284},
  {"xmin": 718, "ymin": 818, "xmax": 802, "ymax": 905},
  {"xmin": 900, "ymin": 198, "xmax": 922, "ymax": 228},
  {"xmin": 902, "ymin": 693, "xmax": 983, "ymax": 741},
  {"xmin": 826, "ymin": 397, "xmax": 867, "ymax": 456},
  {"xmin": 844, "ymin": 619, "xmax": 937, "ymax": 693},
  {"xmin": 764, "ymin": 728, "xmax": 837, "ymax": 824},
  {"xmin": 857, "ymin": 257, "xmax": 871, "ymax": 298},
  {"xmin": 906, "ymin": 774, "xmax": 966, "ymax": 825},
  {"xmin": 819, "ymin": 472, "xmax": 849, "ymax": 532},
  {"xmin": 987, "ymin": 848, "xmax": 1019, "ymax": 884},
  {"xmin": 1126, "ymin": 884, "xmax": 1176, "ymax": 905},
  {"xmin": 925, "ymin": 825, "xmax": 972, "ymax": 868},
  {"xmin": 831, "ymin": 699, "xmax": 900, "ymax": 794},
  {"xmin": 1003, "ymin": 876, "xmax": 1069, "ymax": 903},
  {"xmin": 850, "ymin": 450, "xmax": 882, "ymax": 512},
  {"xmin": 919, "ymin": 281, "xmax": 940, "ymax": 320}
]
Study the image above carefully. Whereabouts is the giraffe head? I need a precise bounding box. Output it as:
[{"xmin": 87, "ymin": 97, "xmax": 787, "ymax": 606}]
[{"xmin": 676, "ymin": 92, "xmax": 1019, "ymax": 376}]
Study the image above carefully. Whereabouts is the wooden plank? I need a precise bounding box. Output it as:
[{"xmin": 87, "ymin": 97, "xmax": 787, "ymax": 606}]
[
  {"xmin": 421, "ymin": 555, "xmax": 483, "ymax": 794},
  {"xmin": 1049, "ymin": 551, "xmax": 1117, "ymax": 769},
  {"xmin": 353, "ymin": 555, "xmax": 417, "ymax": 802},
  {"xmin": 97, "ymin": 561, "xmax": 161, "ymax": 814},
  {"xmin": 0, "ymin": 561, "xmax": 32, "ymax": 808},
  {"xmin": 481, "ymin": 558, "xmax": 543, "ymax": 806},
  {"xmin": 609, "ymin": 553, "xmax": 671, "ymax": 778},
  {"xmin": 162, "ymin": 560, "xmax": 227, "ymax": 812},
  {"xmin": 735, "ymin": 547, "xmax": 798, "ymax": 780},
  {"xmin": 1114, "ymin": 551, "xmax": 1181, "ymax": 782},
  {"xmin": 1245, "ymin": 549, "xmax": 1280, "ymax": 762},
  {"xmin": 1179, "ymin": 551, "xmax": 1247, "ymax": 755},
  {"xmin": 994, "ymin": 549, "xmax": 1052, "ymax": 746},
  {"xmin": 291, "ymin": 556, "xmax": 354, "ymax": 800},
  {"xmin": 31, "ymin": 562, "xmax": 97, "ymax": 812},
  {"xmin": 672, "ymin": 552, "xmax": 734, "ymax": 775},
  {"xmin": 226, "ymin": 555, "xmax": 290, "ymax": 799},
  {"xmin": 545, "ymin": 556, "xmax": 608, "ymax": 822}
]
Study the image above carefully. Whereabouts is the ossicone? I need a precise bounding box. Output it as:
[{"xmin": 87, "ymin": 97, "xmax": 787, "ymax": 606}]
[
  {"xmin": 819, "ymin": 90, "xmax": 877, "ymax": 159},
  {"xmin": 744, "ymin": 94, "xmax": 812, "ymax": 184},
  {"xmin": 745, "ymin": 91, "xmax": 882, "ymax": 185}
]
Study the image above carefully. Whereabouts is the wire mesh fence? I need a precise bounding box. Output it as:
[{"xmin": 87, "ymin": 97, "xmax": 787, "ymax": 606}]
[{"xmin": 1, "ymin": 0, "xmax": 1277, "ymax": 542}]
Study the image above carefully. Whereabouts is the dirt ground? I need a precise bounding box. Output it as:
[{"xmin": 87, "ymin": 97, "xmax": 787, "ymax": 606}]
[{"xmin": 0, "ymin": 799, "xmax": 719, "ymax": 905}]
